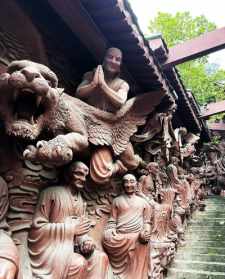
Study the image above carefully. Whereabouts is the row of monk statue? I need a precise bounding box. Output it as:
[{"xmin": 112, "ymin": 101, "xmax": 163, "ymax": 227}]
[
  {"xmin": 0, "ymin": 160, "xmax": 206, "ymax": 279},
  {"xmin": 0, "ymin": 48, "xmax": 206, "ymax": 279}
]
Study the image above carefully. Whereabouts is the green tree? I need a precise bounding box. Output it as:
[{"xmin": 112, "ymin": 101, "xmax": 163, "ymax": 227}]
[
  {"xmin": 148, "ymin": 12, "xmax": 225, "ymax": 106},
  {"xmin": 148, "ymin": 12, "xmax": 216, "ymax": 47}
]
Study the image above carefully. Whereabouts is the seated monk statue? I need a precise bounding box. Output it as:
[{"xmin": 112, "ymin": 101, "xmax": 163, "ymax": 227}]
[
  {"xmin": 103, "ymin": 173, "xmax": 152, "ymax": 279},
  {"xmin": 0, "ymin": 176, "xmax": 19, "ymax": 279},
  {"xmin": 28, "ymin": 161, "xmax": 111, "ymax": 279},
  {"xmin": 76, "ymin": 48, "xmax": 143, "ymax": 184}
]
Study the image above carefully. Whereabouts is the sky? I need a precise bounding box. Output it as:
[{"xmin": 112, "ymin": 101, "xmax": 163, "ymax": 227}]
[{"xmin": 128, "ymin": 0, "xmax": 225, "ymax": 68}]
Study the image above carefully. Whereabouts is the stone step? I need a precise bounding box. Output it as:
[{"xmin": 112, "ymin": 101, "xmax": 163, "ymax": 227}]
[
  {"xmin": 184, "ymin": 240, "xmax": 225, "ymax": 248},
  {"xmin": 187, "ymin": 224, "xmax": 225, "ymax": 230},
  {"xmin": 166, "ymin": 268, "xmax": 225, "ymax": 279},
  {"xmin": 206, "ymin": 204, "xmax": 225, "ymax": 206},
  {"xmin": 198, "ymin": 210, "xmax": 225, "ymax": 213},
  {"xmin": 205, "ymin": 203, "xmax": 225, "ymax": 205},
  {"xmin": 166, "ymin": 196, "xmax": 225, "ymax": 279},
  {"xmin": 203, "ymin": 206, "xmax": 225, "ymax": 208},
  {"xmin": 175, "ymin": 252, "xmax": 225, "ymax": 262},
  {"xmin": 187, "ymin": 227, "xmax": 225, "ymax": 231},
  {"xmin": 204, "ymin": 202, "xmax": 225, "ymax": 205},
  {"xmin": 201, "ymin": 204, "xmax": 225, "ymax": 207},
  {"xmin": 194, "ymin": 214, "xmax": 225, "ymax": 218},
  {"xmin": 177, "ymin": 246, "xmax": 225, "ymax": 254},
  {"xmin": 186, "ymin": 231, "xmax": 225, "ymax": 236},
  {"xmin": 188, "ymin": 227, "xmax": 225, "ymax": 231},
  {"xmin": 188, "ymin": 223, "xmax": 225, "ymax": 227},
  {"xmin": 205, "ymin": 197, "xmax": 225, "ymax": 201},
  {"xmin": 189, "ymin": 219, "xmax": 225, "ymax": 224},
  {"xmin": 193, "ymin": 215, "xmax": 225, "ymax": 219},
  {"xmin": 195, "ymin": 212, "xmax": 225, "ymax": 214},
  {"xmin": 207, "ymin": 205, "xmax": 225, "ymax": 206},
  {"xmin": 171, "ymin": 259, "xmax": 225, "ymax": 273},
  {"xmin": 195, "ymin": 214, "xmax": 225, "ymax": 218},
  {"xmin": 203, "ymin": 208, "xmax": 225, "ymax": 210},
  {"xmin": 185, "ymin": 236, "xmax": 225, "ymax": 241}
]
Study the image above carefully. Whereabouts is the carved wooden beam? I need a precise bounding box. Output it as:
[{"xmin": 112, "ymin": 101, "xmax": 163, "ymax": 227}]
[
  {"xmin": 47, "ymin": 0, "xmax": 107, "ymax": 61},
  {"xmin": 208, "ymin": 122, "xmax": 225, "ymax": 131},
  {"xmin": 201, "ymin": 100, "xmax": 225, "ymax": 118},
  {"xmin": 163, "ymin": 27, "xmax": 225, "ymax": 69}
]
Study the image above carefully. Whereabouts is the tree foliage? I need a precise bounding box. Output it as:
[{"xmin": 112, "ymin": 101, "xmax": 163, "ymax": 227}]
[
  {"xmin": 148, "ymin": 12, "xmax": 216, "ymax": 47},
  {"xmin": 148, "ymin": 12, "xmax": 225, "ymax": 106}
]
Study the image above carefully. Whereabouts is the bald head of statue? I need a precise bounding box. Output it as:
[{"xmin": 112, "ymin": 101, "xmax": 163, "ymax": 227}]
[{"xmin": 102, "ymin": 47, "xmax": 123, "ymax": 75}]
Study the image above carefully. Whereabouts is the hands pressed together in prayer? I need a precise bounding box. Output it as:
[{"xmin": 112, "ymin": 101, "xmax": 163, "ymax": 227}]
[{"xmin": 91, "ymin": 65, "xmax": 106, "ymax": 88}]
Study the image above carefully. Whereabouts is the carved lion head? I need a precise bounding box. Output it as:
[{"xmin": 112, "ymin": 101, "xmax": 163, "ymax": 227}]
[{"xmin": 0, "ymin": 60, "xmax": 61, "ymax": 140}]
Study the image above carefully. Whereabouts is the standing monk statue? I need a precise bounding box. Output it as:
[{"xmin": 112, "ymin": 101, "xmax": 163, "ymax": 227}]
[
  {"xmin": 76, "ymin": 48, "xmax": 143, "ymax": 184},
  {"xmin": 103, "ymin": 173, "xmax": 152, "ymax": 279}
]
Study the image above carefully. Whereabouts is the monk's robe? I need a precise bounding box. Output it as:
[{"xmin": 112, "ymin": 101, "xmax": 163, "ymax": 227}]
[
  {"xmin": 28, "ymin": 186, "xmax": 87, "ymax": 279},
  {"xmin": 0, "ymin": 176, "xmax": 19, "ymax": 278},
  {"xmin": 90, "ymin": 147, "xmax": 115, "ymax": 184},
  {"xmin": 103, "ymin": 194, "xmax": 151, "ymax": 279},
  {"xmin": 0, "ymin": 231, "xmax": 19, "ymax": 277},
  {"xmin": 28, "ymin": 186, "xmax": 112, "ymax": 279},
  {"xmin": 85, "ymin": 249, "xmax": 113, "ymax": 279}
]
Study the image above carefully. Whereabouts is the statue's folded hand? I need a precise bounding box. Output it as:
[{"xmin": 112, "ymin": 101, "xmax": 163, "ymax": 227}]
[
  {"xmin": 139, "ymin": 229, "xmax": 151, "ymax": 244},
  {"xmin": 73, "ymin": 217, "xmax": 91, "ymax": 236},
  {"xmin": 79, "ymin": 238, "xmax": 96, "ymax": 256}
]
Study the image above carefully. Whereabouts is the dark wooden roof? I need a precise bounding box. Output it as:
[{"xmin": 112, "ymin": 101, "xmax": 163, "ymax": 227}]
[
  {"xmin": 81, "ymin": 0, "xmax": 169, "ymax": 92},
  {"xmin": 15, "ymin": 0, "xmax": 208, "ymax": 138},
  {"xmin": 165, "ymin": 68, "xmax": 202, "ymax": 132},
  {"xmin": 16, "ymin": 0, "xmax": 175, "ymax": 110}
]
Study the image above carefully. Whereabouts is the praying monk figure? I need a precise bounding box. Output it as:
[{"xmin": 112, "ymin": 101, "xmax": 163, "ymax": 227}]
[
  {"xmin": 76, "ymin": 48, "xmax": 143, "ymax": 184},
  {"xmin": 28, "ymin": 162, "xmax": 111, "ymax": 279},
  {"xmin": 103, "ymin": 173, "xmax": 152, "ymax": 279}
]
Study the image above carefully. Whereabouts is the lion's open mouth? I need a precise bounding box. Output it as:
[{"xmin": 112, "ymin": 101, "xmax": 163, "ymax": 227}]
[{"xmin": 13, "ymin": 88, "xmax": 45, "ymax": 124}]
